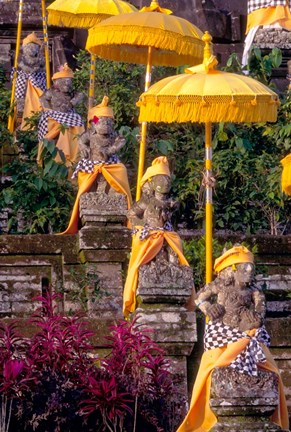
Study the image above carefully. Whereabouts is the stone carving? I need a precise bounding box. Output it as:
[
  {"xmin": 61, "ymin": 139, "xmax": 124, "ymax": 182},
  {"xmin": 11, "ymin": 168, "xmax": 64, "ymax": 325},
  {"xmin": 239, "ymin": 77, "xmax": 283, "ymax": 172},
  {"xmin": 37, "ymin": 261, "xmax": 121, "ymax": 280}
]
[
  {"xmin": 177, "ymin": 245, "xmax": 289, "ymax": 432},
  {"xmin": 40, "ymin": 64, "xmax": 83, "ymax": 113},
  {"xmin": 37, "ymin": 63, "xmax": 84, "ymax": 167},
  {"xmin": 195, "ymin": 245, "xmax": 266, "ymax": 332},
  {"xmin": 13, "ymin": 32, "xmax": 46, "ymax": 127}
]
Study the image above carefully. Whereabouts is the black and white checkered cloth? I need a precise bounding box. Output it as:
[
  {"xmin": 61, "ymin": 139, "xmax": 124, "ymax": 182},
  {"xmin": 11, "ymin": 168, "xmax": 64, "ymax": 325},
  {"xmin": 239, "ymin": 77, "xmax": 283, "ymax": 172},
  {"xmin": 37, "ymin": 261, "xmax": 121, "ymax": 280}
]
[
  {"xmin": 11, "ymin": 68, "xmax": 47, "ymax": 99},
  {"xmin": 133, "ymin": 221, "xmax": 174, "ymax": 240},
  {"xmin": 204, "ymin": 322, "xmax": 271, "ymax": 376},
  {"xmin": 71, "ymin": 155, "xmax": 120, "ymax": 179},
  {"xmin": 38, "ymin": 109, "xmax": 84, "ymax": 141},
  {"xmin": 248, "ymin": 0, "xmax": 289, "ymax": 13}
]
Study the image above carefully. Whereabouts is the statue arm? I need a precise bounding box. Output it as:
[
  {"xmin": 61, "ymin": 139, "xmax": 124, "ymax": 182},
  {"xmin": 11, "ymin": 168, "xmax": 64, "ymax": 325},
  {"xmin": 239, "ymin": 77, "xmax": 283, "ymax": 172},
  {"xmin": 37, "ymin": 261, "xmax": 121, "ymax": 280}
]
[
  {"xmin": 71, "ymin": 92, "xmax": 84, "ymax": 107},
  {"xmin": 252, "ymin": 288, "xmax": 266, "ymax": 320},
  {"xmin": 195, "ymin": 282, "xmax": 225, "ymax": 321},
  {"xmin": 40, "ymin": 90, "xmax": 52, "ymax": 109},
  {"xmin": 78, "ymin": 131, "xmax": 90, "ymax": 159},
  {"xmin": 109, "ymin": 135, "xmax": 126, "ymax": 155}
]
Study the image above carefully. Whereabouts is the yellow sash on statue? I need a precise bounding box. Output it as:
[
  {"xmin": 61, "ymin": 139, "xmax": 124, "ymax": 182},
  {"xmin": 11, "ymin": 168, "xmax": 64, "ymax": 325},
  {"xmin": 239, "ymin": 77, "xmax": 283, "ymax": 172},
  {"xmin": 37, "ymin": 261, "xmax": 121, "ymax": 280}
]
[
  {"xmin": 246, "ymin": 5, "xmax": 291, "ymax": 33},
  {"xmin": 37, "ymin": 119, "xmax": 84, "ymax": 168},
  {"xmin": 123, "ymin": 229, "xmax": 189, "ymax": 317},
  {"xmin": 60, "ymin": 163, "xmax": 132, "ymax": 235},
  {"xmin": 20, "ymin": 79, "xmax": 43, "ymax": 130},
  {"xmin": 177, "ymin": 332, "xmax": 289, "ymax": 432}
]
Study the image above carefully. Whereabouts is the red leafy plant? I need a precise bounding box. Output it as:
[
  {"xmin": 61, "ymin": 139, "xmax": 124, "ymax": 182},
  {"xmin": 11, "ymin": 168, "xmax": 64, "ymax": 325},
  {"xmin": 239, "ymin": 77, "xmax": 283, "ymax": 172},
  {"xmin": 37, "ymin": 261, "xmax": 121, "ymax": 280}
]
[
  {"xmin": 0, "ymin": 291, "xmax": 184, "ymax": 432},
  {"xmin": 80, "ymin": 318, "xmax": 185, "ymax": 432}
]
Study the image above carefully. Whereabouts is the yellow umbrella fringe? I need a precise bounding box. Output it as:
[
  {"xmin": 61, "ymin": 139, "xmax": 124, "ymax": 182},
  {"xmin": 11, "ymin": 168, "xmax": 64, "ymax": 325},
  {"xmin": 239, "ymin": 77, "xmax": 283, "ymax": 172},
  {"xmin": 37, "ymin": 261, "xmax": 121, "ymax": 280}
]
[
  {"xmin": 86, "ymin": 29, "xmax": 204, "ymax": 66},
  {"xmin": 48, "ymin": 12, "xmax": 109, "ymax": 27},
  {"xmin": 87, "ymin": 25, "xmax": 203, "ymax": 47},
  {"xmin": 138, "ymin": 100, "xmax": 278, "ymax": 123}
]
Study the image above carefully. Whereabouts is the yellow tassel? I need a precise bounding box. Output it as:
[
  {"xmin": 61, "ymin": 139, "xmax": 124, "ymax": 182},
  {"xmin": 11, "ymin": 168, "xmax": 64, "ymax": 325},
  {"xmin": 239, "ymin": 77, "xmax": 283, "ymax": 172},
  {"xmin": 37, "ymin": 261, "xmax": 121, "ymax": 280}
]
[
  {"xmin": 230, "ymin": 99, "xmax": 237, "ymax": 107},
  {"xmin": 200, "ymin": 99, "xmax": 207, "ymax": 107},
  {"xmin": 281, "ymin": 154, "xmax": 291, "ymax": 195},
  {"xmin": 251, "ymin": 98, "xmax": 257, "ymax": 106},
  {"xmin": 175, "ymin": 99, "xmax": 182, "ymax": 106},
  {"xmin": 155, "ymin": 98, "xmax": 160, "ymax": 106}
]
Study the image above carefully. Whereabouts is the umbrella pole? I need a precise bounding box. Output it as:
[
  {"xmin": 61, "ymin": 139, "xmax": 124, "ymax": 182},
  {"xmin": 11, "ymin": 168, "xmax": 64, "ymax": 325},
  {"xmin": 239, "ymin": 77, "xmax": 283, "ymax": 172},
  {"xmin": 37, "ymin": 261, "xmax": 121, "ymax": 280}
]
[
  {"xmin": 41, "ymin": 0, "xmax": 51, "ymax": 89},
  {"xmin": 136, "ymin": 46, "xmax": 153, "ymax": 201},
  {"xmin": 88, "ymin": 54, "xmax": 96, "ymax": 110},
  {"xmin": 7, "ymin": 0, "xmax": 24, "ymax": 133},
  {"xmin": 205, "ymin": 122, "xmax": 213, "ymax": 283}
]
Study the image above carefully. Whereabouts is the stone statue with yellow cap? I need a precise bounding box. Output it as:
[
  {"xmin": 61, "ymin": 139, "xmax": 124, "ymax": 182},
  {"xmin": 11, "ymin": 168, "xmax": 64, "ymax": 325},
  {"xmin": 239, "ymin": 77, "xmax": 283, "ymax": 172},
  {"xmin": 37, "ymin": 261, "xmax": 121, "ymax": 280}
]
[
  {"xmin": 37, "ymin": 63, "xmax": 84, "ymax": 168},
  {"xmin": 177, "ymin": 245, "xmax": 289, "ymax": 432},
  {"xmin": 78, "ymin": 96, "xmax": 125, "ymax": 163},
  {"xmin": 13, "ymin": 32, "xmax": 46, "ymax": 128},
  {"xmin": 195, "ymin": 244, "xmax": 265, "ymax": 332},
  {"xmin": 127, "ymin": 156, "xmax": 179, "ymax": 237}
]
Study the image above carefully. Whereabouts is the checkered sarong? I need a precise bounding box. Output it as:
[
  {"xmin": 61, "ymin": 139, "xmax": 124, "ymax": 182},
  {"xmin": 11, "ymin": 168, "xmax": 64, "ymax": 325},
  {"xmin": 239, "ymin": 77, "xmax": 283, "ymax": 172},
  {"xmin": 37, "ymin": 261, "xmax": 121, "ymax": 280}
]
[
  {"xmin": 11, "ymin": 68, "xmax": 47, "ymax": 99},
  {"xmin": 38, "ymin": 109, "xmax": 84, "ymax": 141},
  {"xmin": 204, "ymin": 322, "xmax": 271, "ymax": 376},
  {"xmin": 72, "ymin": 155, "xmax": 120, "ymax": 179},
  {"xmin": 133, "ymin": 222, "xmax": 174, "ymax": 240},
  {"xmin": 248, "ymin": 0, "xmax": 289, "ymax": 13}
]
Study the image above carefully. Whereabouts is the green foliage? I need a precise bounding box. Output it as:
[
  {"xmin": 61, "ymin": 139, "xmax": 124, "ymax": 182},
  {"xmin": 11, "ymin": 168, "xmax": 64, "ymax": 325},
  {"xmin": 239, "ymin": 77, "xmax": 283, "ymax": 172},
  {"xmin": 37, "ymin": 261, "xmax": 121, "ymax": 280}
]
[{"xmin": 0, "ymin": 132, "xmax": 75, "ymax": 234}]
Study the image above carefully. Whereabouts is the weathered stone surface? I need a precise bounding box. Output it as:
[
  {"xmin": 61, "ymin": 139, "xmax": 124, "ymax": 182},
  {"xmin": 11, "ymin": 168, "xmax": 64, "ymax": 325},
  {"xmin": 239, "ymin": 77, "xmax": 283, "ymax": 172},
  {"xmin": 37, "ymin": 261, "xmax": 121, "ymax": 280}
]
[
  {"xmin": 210, "ymin": 367, "xmax": 284, "ymax": 431},
  {"xmin": 137, "ymin": 259, "xmax": 194, "ymax": 303},
  {"xmin": 79, "ymin": 226, "xmax": 131, "ymax": 250},
  {"xmin": 254, "ymin": 29, "xmax": 291, "ymax": 50},
  {"xmin": 79, "ymin": 191, "xmax": 128, "ymax": 226}
]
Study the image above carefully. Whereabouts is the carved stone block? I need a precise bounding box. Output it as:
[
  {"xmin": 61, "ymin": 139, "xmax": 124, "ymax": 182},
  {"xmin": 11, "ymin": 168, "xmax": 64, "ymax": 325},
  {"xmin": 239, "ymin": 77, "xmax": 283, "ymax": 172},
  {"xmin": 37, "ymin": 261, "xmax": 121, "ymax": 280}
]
[
  {"xmin": 137, "ymin": 257, "xmax": 194, "ymax": 304},
  {"xmin": 209, "ymin": 367, "xmax": 287, "ymax": 431},
  {"xmin": 79, "ymin": 191, "xmax": 128, "ymax": 227}
]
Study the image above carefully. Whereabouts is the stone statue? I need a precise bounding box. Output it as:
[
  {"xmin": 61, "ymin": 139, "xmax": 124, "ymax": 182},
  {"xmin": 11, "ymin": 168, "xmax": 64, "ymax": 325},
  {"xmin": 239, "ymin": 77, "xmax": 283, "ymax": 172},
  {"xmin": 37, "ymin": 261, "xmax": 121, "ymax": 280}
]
[
  {"xmin": 37, "ymin": 63, "xmax": 84, "ymax": 167},
  {"xmin": 123, "ymin": 157, "xmax": 192, "ymax": 317},
  {"xmin": 13, "ymin": 32, "xmax": 46, "ymax": 128},
  {"xmin": 127, "ymin": 159, "xmax": 179, "ymax": 231},
  {"xmin": 39, "ymin": 64, "xmax": 83, "ymax": 113},
  {"xmin": 78, "ymin": 96, "xmax": 125, "ymax": 163},
  {"xmin": 177, "ymin": 245, "xmax": 289, "ymax": 432},
  {"xmin": 195, "ymin": 245, "xmax": 266, "ymax": 332},
  {"xmin": 61, "ymin": 96, "xmax": 132, "ymax": 235}
]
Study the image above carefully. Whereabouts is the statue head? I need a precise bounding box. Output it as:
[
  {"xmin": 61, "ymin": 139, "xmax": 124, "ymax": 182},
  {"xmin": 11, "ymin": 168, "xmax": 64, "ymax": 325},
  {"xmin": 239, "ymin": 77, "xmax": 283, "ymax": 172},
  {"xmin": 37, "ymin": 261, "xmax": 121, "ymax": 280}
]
[
  {"xmin": 140, "ymin": 157, "xmax": 171, "ymax": 195},
  {"xmin": 22, "ymin": 32, "xmax": 42, "ymax": 60},
  {"xmin": 52, "ymin": 63, "xmax": 74, "ymax": 93},
  {"xmin": 214, "ymin": 245, "xmax": 254, "ymax": 286},
  {"xmin": 88, "ymin": 96, "xmax": 115, "ymax": 139}
]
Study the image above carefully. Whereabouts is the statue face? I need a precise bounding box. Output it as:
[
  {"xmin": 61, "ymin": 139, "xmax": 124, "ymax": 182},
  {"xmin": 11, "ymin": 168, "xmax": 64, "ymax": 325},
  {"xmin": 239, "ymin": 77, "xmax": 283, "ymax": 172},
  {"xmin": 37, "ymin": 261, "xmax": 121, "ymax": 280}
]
[
  {"xmin": 90, "ymin": 117, "xmax": 114, "ymax": 137},
  {"xmin": 55, "ymin": 77, "xmax": 73, "ymax": 93},
  {"xmin": 23, "ymin": 43, "xmax": 40, "ymax": 58},
  {"xmin": 233, "ymin": 262, "xmax": 254, "ymax": 285},
  {"xmin": 151, "ymin": 175, "xmax": 171, "ymax": 194}
]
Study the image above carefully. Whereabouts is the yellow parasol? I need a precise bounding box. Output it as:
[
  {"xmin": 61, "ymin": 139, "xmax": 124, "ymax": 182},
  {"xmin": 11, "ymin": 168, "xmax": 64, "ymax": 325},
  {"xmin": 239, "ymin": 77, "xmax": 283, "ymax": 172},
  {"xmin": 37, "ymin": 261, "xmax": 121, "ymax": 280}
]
[
  {"xmin": 47, "ymin": 0, "xmax": 137, "ymax": 109},
  {"xmin": 137, "ymin": 32, "xmax": 279, "ymax": 283},
  {"xmin": 86, "ymin": 0, "xmax": 204, "ymax": 200}
]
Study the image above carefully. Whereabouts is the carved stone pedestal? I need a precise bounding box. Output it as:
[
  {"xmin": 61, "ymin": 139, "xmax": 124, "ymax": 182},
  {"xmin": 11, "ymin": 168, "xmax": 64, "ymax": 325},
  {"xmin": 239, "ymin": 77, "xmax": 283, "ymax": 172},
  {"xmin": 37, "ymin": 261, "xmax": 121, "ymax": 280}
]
[
  {"xmin": 134, "ymin": 257, "xmax": 197, "ymax": 422},
  {"xmin": 210, "ymin": 367, "xmax": 288, "ymax": 432},
  {"xmin": 73, "ymin": 190, "xmax": 131, "ymax": 318}
]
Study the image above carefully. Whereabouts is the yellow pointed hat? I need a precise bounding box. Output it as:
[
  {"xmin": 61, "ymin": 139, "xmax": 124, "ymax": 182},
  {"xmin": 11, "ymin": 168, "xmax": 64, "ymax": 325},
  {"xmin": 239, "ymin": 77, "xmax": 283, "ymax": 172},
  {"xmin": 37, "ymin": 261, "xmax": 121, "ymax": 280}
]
[
  {"xmin": 23, "ymin": 32, "xmax": 42, "ymax": 47},
  {"xmin": 88, "ymin": 96, "xmax": 114, "ymax": 120},
  {"xmin": 214, "ymin": 246, "xmax": 254, "ymax": 274},
  {"xmin": 52, "ymin": 63, "xmax": 74, "ymax": 80},
  {"xmin": 140, "ymin": 156, "xmax": 171, "ymax": 187}
]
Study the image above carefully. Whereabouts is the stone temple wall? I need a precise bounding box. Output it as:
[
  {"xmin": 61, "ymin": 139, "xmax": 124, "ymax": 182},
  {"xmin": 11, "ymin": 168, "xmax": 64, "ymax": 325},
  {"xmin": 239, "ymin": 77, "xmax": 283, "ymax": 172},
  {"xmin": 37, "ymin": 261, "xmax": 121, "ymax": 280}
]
[{"xmin": 0, "ymin": 230, "xmax": 290, "ymax": 423}]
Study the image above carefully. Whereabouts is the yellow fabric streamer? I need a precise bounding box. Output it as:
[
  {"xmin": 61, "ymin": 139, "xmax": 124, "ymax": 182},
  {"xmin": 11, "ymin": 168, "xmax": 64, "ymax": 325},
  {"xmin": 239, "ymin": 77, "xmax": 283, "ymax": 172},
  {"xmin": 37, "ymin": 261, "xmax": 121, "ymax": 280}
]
[
  {"xmin": 246, "ymin": 5, "xmax": 291, "ymax": 33},
  {"xmin": 123, "ymin": 229, "xmax": 189, "ymax": 317},
  {"xmin": 20, "ymin": 80, "xmax": 43, "ymax": 130},
  {"xmin": 281, "ymin": 153, "xmax": 291, "ymax": 195},
  {"xmin": 177, "ymin": 333, "xmax": 289, "ymax": 432},
  {"xmin": 37, "ymin": 119, "xmax": 84, "ymax": 167},
  {"xmin": 60, "ymin": 163, "xmax": 132, "ymax": 235}
]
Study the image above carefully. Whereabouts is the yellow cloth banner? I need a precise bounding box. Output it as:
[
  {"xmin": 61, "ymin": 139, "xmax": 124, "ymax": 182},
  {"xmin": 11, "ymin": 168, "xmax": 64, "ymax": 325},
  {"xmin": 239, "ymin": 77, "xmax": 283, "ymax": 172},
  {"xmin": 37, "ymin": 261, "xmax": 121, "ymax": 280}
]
[
  {"xmin": 20, "ymin": 80, "xmax": 43, "ymax": 130},
  {"xmin": 123, "ymin": 229, "xmax": 189, "ymax": 317},
  {"xmin": 246, "ymin": 5, "xmax": 291, "ymax": 33},
  {"xmin": 61, "ymin": 163, "xmax": 132, "ymax": 235},
  {"xmin": 177, "ymin": 333, "xmax": 289, "ymax": 432}
]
